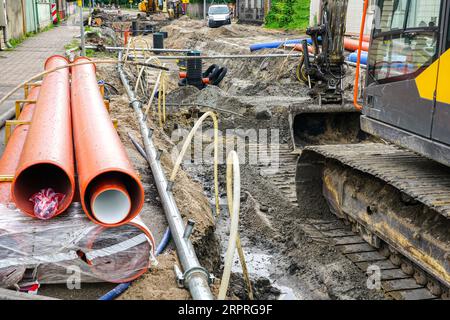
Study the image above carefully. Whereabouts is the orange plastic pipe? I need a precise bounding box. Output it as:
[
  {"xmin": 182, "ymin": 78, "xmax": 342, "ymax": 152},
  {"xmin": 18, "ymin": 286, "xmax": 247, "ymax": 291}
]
[
  {"xmin": 344, "ymin": 38, "xmax": 369, "ymax": 52},
  {"xmin": 362, "ymin": 34, "xmax": 371, "ymax": 42},
  {"xmin": 293, "ymin": 44, "xmax": 315, "ymax": 54},
  {"xmin": 0, "ymin": 87, "xmax": 40, "ymax": 204},
  {"xmin": 179, "ymin": 72, "xmax": 211, "ymax": 84},
  {"xmin": 12, "ymin": 56, "xmax": 75, "ymax": 218},
  {"xmin": 354, "ymin": 0, "xmax": 370, "ymax": 112},
  {"xmin": 71, "ymin": 57, "xmax": 145, "ymax": 227}
]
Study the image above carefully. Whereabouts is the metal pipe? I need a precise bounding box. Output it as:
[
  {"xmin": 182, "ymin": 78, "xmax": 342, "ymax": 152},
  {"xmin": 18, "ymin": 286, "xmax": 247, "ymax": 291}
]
[
  {"xmin": 127, "ymin": 53, "xmax": 303, "ymax": 60},
  {"xmin": 79, "ymin": 1, "xmax": 86, "ymax": 56},
  {"xmin": 117, "ymin": 52, "xmax": 214, "ymax": 300},
  {"xmin": 85, "ymin": 45, "xmax": 191, "ymax": 53}
]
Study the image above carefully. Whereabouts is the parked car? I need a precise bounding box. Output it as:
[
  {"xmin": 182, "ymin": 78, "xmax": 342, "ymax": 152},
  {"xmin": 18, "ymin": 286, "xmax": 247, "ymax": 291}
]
[{"xmin": 207, "ymin": 5, "xmax": 232, "ymax": 28}]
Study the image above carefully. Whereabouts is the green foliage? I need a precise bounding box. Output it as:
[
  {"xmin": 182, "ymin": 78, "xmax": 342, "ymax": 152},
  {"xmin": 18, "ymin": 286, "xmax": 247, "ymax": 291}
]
[{"xmin": 265, "ymin": 0, "xmax": 310, "ymax": 31}]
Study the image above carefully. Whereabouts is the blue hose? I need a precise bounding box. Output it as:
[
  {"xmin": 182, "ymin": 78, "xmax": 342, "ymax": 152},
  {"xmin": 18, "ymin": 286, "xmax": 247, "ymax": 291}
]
[
  {"xmin": 347, "ymin": 51, "xmax": 368, "ymax": 65},
  {"xmin": 98, "ymin": 227, "xmax": 172, "ymax": 300},
  {"xmin": 249, "ymin": 38, "xmax": 316, "ymax": 52}
]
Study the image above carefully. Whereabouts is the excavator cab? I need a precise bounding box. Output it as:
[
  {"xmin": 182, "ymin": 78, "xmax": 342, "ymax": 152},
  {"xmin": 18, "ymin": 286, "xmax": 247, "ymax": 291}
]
[
  {"xmin": 361, "ymin": 0, "xmax": 450, "ymax": 166},
  {"xmin": 139, "ymin": 0, "xmax": 156, "ymax": 16},
  {"xmin": 295, "ymin": 0, "xmax": 450, "ymax": 298}
]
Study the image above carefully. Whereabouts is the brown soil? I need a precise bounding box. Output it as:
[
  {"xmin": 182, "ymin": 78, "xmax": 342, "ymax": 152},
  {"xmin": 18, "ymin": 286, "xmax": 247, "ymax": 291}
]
[{"xmin": 118, "ymin": 251, "xmax": 191, "ymax": 300}]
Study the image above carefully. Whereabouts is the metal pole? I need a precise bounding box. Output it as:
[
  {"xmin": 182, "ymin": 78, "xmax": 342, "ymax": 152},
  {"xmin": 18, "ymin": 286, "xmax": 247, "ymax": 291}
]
[
  {"xmin": 117, "ymin": 52, "xmax": 214, "ymax": 301},
  {"xmin": 203, "ymin": 0, "xmax": 206, "ymax": 20},
  {"xmin": 34, "ymin": 0, "xmax": 40, "ymax": 31},
  {"xmin": 127, "ymin": 53, "xmax": 303, "ymax": 60},
  {"xmin": 85, "ymin": 45, "xmax": 191, "ymax": 53},
  {"xmin": 79, "ymin": 0, "xmax": 86, "ymax": 56}
]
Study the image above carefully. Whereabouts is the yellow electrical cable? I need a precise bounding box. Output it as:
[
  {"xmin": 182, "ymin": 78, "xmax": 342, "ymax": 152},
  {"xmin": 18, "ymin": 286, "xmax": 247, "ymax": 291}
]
[
  {"xmin": 135, "ymin": 56, "xmax": 162, "ymax": 94},
  {"xmin": 158, "ymin": 75, "xmax": 163, "ymax": 127},
  {"xmin": 169, "ymin": 115, "xmax": 253, "ymax": 299},
  {"xmin": 169, "ymin": 111, "xmax": 220, "ymax": 219},
  {"xmin": 162, "ymin": 71, "xmax": 166, "ymax": 124},
  {"xmin": 125, "ymin": 36, "xmax": 168, "ymax": 126}
]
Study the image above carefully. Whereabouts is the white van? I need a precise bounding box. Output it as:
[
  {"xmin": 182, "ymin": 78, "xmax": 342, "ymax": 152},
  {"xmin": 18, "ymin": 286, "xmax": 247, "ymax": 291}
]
[{"xmin": 207, "ymin": 5, "xmax": 232, "ymax": 28}]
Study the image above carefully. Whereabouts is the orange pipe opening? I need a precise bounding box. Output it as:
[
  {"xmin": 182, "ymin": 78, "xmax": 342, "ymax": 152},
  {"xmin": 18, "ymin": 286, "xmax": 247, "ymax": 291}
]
[
  {"xmin": 12, "ymin": 56, "xmax": 75, "ymax": 218},
  {"xmin": 0, "ymin": 88, "xmax": 40, "ymax": 204},
  {"xmin": 71, "ymin": 57, "xmax": 145, "ymax": 227},
  {"xmin": 354, "ymin": 0, "xmax": 370, "ymax": 112}
]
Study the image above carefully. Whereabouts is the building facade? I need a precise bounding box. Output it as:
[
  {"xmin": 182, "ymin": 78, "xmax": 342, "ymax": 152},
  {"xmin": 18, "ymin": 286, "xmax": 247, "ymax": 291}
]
[
  {"xmin": 236, "ymin": 0, "xmax": 267, "ymax": 24},
  {"xmin": 1, "ymin": 0, "xmax": 71, "ymax": 49}
]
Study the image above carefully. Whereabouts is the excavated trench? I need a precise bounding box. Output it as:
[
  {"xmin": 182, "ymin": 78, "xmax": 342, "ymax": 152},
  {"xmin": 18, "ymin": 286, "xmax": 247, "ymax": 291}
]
[
  {"xmin": 39, "ymin": 15, "xmax": 388, "ymax": 300},
  {"xmin": 110, "ymin": 17, "xmax": 385, "ymax": 300}
]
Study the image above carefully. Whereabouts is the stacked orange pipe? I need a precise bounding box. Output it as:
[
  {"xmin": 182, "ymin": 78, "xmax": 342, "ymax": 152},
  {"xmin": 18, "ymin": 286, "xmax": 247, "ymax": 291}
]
[
  {"xmin": 11, "ymin": 56, "xmax": 75, "ymax": 218},
  {"xmin": 71, "ymin": 57, "xmax": 144, "ymax": 227},
  {"xmin": 0, "ymin": 87, "xmax": 40, "ymax": 204}
]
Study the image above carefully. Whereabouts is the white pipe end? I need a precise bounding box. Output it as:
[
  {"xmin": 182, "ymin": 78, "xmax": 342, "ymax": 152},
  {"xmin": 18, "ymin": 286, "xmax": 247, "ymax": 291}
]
[{"xmin": 92, "ymin": 189, "xmax": 131, "ymax": 225}]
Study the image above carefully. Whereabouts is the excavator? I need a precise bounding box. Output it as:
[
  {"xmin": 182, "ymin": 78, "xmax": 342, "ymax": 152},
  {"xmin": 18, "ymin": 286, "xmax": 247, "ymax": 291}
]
[
  {"xmin": 138, "ymin": 0, "xmax": 157, "ymax": 15},
  {"xmin": 293, "ymin": 0, "xmax": 449, "ymax": 299}
]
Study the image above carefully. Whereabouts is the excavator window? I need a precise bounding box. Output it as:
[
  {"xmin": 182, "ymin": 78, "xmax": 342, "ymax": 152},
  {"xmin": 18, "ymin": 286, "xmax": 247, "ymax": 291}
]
[{"xmin": 368, "ymin": 0, "xmax": 441, "ymax": 83}]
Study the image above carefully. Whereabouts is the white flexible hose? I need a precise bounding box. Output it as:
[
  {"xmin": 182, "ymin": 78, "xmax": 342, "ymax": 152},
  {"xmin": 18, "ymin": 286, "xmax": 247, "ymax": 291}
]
[
  {"xmin": 169, "ymin": 111, "xmax": 220, "ymax": 218},
  {"xmin": 218, "ymin": 151, "xmax": 241, "ymax": 300}
]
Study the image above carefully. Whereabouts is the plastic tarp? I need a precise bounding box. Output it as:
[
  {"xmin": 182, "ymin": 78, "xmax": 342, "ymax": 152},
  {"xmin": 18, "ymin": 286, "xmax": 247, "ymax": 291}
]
[{"xmin": 0, "ymin": 203, "xmax": 155, "ymax": 288}]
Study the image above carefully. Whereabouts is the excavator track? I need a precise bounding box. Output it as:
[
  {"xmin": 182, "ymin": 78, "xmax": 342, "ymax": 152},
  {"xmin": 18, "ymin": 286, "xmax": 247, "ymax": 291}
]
[
  {"xmin": 296, "ymin": 143, "xmax": 450, "ymax": 300},
  {"xmin": 248, "ymin": 143, "xmax": 448, "ymax": 299}
]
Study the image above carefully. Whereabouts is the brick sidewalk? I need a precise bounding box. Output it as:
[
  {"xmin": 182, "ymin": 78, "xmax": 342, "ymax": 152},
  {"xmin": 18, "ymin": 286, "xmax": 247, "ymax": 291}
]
[{"xmin": 0, "ymin": 19, "xmax": 79, "ymax": 116}]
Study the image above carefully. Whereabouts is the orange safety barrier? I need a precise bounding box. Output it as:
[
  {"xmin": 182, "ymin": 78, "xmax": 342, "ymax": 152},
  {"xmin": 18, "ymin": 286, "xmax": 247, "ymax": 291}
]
[
  {"xmin": 0, "ymin": 88, "xmax": 40, "ymax": 204},
  {"xmin": 71, "ymin": 57, "xmax": 145, "ymax": 227},
  {"xmin": 354, "ymin": 0, "xmax": 370, "ymax": 111},
  {"xmin": 12, "ymin": 56, "xmax": 75, "ymax": 218}
]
